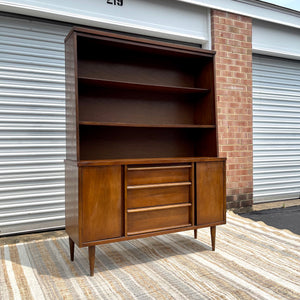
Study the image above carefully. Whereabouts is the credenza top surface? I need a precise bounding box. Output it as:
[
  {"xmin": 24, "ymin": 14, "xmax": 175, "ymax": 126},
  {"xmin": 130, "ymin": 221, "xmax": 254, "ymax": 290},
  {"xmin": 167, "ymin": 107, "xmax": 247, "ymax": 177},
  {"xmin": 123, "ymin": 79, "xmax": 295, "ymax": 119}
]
[{"xmin": 65, "ymin": 157, "xmax": 226, "ymax": 167}]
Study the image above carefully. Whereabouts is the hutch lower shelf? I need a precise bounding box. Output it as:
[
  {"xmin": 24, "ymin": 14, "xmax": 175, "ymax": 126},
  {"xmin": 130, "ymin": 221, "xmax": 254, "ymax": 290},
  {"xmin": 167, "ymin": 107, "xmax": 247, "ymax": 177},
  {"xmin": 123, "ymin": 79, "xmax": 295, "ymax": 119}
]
[{"xmin": 65, "ymin": 157, "xmax": 226, "ymax": 276}]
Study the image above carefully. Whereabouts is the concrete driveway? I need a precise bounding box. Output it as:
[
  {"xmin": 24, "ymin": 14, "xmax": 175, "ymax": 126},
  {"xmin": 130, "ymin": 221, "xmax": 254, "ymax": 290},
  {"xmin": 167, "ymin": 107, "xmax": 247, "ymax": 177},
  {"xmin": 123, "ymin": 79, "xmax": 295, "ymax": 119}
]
[{"xmin": 239, "ymin": 199, "xmax": 300, "ymax": 235}]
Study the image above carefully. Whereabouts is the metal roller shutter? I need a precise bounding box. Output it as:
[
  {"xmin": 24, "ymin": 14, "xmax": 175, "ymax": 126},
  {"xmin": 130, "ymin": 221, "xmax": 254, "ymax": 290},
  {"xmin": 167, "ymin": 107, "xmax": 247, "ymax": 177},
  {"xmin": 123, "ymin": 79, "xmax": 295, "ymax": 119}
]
[
  {"xmin": 253, "ymin": 55, "xmax": 300, "ymax": 203},
  {"xmin": 0, "ymin": 15, "xmax": 70, "ymax": 235}
]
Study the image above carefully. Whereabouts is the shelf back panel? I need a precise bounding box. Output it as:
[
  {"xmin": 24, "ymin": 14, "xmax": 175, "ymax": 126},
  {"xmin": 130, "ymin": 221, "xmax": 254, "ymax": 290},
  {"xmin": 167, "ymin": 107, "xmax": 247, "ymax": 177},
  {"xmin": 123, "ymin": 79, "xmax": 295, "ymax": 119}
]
[
  {"xmin": 78, "ymin": 87, "xmax": 201, "ymax": 125},
  {"xmin": 79, "ymin": 126, "xmax": 217, "ymax": 160},
  {"xmin": 77, "ymin": 36, "xmax": 213, "ymax": 89}
]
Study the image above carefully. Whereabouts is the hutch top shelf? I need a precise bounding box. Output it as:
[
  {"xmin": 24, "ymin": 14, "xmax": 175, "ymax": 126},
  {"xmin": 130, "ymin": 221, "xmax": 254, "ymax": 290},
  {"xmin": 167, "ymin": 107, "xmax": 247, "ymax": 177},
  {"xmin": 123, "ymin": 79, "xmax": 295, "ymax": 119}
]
[{"xmin": 65, "ymin": 27, "xmax": 218, "ymax": 162}]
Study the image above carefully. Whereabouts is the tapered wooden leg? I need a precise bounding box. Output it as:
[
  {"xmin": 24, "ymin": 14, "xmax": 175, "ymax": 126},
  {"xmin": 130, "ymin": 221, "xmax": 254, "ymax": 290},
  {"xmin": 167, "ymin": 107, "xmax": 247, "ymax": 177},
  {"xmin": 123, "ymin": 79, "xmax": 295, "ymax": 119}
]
[
  {"xmin": 89, "ymin": 246, "xmax": 95, "ymax": 276},
  {"xmin": 69, "ymin": 237, "xmax": 74, "ymax": 261},
  {"xmin": 210, "ymin": 226, "xmax": 216, "ymax": 251},
  {"xmin": 194, "ymin": 229, "xmax": 197, "ymax": 239}
]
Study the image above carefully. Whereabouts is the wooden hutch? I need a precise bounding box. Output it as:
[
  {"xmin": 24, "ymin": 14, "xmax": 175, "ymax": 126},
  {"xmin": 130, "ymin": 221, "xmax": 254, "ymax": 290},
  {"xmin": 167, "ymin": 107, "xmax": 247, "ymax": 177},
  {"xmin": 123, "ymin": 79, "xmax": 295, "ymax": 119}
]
[{"xmin": 64, "ymin": 27, "xmax": 226, "ymax": 276}]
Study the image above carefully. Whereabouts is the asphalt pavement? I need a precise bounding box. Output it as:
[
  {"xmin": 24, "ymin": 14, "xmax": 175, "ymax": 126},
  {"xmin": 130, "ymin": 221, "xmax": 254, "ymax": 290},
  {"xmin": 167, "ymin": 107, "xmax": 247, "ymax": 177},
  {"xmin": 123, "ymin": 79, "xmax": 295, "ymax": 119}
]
[{"xmin": 239, "ymin": 204, "xmax": 300, "ymax": 235}]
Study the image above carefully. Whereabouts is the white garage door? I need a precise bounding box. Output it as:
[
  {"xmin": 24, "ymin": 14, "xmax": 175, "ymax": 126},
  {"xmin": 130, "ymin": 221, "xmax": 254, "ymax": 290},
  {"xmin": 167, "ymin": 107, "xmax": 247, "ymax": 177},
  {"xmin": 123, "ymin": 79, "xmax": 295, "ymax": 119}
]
[
  {"xmin": 253, "ymin": 55, "xmax": 300, "ymax": 203},
  {"xmin": 0, "ymin": 15, "xmax": 71, "ymax": 235}
]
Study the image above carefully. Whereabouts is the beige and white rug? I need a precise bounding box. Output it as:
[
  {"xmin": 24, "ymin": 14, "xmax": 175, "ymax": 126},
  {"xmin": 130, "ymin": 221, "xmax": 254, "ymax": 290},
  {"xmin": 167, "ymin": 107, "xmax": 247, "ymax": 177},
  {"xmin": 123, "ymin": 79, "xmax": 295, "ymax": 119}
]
[{"xmin": 1, "ymin": 212, "xmax": 300, "ymax": 299}]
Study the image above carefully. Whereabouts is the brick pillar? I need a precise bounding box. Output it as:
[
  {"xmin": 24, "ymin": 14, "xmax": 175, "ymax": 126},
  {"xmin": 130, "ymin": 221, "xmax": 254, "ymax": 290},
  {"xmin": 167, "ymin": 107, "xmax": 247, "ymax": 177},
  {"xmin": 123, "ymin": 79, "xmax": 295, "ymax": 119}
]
[{"xmin": 211, "ymin": 10, "xmax": 253, "ymax": 210}]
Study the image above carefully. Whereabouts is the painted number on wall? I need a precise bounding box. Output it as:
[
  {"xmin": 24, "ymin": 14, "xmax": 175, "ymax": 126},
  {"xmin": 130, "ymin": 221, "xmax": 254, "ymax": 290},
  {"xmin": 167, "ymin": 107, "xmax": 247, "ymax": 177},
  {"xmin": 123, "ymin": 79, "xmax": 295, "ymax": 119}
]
[{"xmin": 107, "ymin": 0, "xmax": 123, "ymax": 6}]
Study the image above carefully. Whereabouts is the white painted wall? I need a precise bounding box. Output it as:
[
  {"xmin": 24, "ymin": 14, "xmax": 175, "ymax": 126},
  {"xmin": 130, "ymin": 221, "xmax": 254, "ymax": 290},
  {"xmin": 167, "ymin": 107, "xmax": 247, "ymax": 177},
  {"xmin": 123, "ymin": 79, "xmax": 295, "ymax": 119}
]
[
  {"xmin": 178, "ymin": 0, "xmax": 300, "ymax": 29},
  {"xmin": 0, "ymin": 0, "xmax": 210, "ymax": 45},
  {"xmin": 253, "ymin": 19, "xmax": 300, "ymax": 60}
]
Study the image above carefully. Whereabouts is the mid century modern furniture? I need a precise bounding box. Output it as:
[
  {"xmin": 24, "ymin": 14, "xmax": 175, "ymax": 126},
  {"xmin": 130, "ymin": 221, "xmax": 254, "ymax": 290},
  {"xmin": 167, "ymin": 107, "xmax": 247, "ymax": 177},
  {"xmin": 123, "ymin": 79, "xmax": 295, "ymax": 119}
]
[{"xmin": 64, "ymin": 27, "xmax": 226, "ymax": 276}]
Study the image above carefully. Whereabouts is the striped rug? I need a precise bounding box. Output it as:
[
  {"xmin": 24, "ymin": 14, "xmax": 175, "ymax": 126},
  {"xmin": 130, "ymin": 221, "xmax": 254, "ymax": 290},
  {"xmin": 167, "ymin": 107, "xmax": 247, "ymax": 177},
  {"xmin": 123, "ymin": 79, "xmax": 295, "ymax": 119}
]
[{"xmin": 1, "ymin": 212, "xmax": 300, "ymax": 300}]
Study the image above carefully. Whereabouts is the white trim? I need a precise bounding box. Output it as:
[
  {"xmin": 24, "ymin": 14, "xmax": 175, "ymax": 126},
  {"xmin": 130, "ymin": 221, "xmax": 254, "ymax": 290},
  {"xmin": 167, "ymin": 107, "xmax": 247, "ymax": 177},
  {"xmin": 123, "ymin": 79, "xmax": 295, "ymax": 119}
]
[
  {"xmin": 253, "ymin": 48, "xmax": 300, "ymax": 61},
  {"xmin": 0, "ymin": 1, "xmax": 209, "ymax": 44},
  {"xmin": 177, "ymin": 0, "xmax": 300, "ymax": 29},
  {"xmin": 1, "ymin": 0, "xmax": 300, "ymax": 32},
  {"xmin": 204, "ymin": 9, "xmax": 212, "ymax": 50},
  {"xmin": 252, "ymin": 19, "xmax": 300, "ymax": 60},
  {"xmin": 235, "ymin": 0, "xmax": 300, "ymax": 17}
]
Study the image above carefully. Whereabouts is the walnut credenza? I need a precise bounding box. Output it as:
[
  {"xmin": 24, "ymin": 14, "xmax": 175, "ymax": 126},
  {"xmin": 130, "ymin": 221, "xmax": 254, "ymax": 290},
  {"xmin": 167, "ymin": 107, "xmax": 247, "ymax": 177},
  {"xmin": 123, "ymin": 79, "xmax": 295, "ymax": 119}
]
[{"xmin": 65, "ymin": 158, "xmax": 226, "ymax": 276}]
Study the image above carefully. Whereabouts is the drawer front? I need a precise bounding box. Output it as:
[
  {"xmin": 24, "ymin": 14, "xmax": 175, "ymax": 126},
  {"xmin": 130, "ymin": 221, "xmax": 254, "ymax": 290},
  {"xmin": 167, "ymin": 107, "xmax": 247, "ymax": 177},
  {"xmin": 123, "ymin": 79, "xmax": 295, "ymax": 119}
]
[
  {"xmin": 127, "ymin": 165, "xmax": 191, "ymax": 186},
  {"xmin": 127, "ymin": 206, "xmax": 190, "ymax": 235},
  {"xmin": 127, "ymin": 185, "xmax": 190, "ymax": 209}
]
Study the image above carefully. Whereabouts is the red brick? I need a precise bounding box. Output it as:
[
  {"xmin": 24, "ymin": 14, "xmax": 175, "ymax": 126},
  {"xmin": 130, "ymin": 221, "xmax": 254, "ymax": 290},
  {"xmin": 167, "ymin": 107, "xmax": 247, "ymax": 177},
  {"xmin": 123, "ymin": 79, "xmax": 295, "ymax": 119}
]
[
  {"xmin": 228, "ymin": 65, "xmax": 241, "ymax": 72},
  {"xmin": 228, "ymin": 26, "xmax": 239, "ymax": 33},
  {"xmin": 212, "ymin": 9, "xmax": 252, "ymax": 208},
  {"xmin": 215, "ymin": 37, "xmax": 228, "ymax": 44},
  {"xmin": 214, "ymin": 10, "xmax": 227, "ymax": 18},
  {"xmin": 232, "ymin": 33, "xmax": 246, "ymax": 41},
  {"xmin": 234, "ymin": 21, "xmax": 247, "ymax": 29},
  {"xmin": 227, "ymin": 52, "xmax": 241, "ymax": 60},
  {"xmin": 220, "ymin": 32, "xmax": 233, "ymax": 39}
]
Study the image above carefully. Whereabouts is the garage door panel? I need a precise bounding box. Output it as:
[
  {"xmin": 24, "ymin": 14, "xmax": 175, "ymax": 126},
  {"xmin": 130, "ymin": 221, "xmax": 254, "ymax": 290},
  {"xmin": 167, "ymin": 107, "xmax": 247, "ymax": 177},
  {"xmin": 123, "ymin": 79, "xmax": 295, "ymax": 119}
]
[
  {"xmin": 253, "ymin": 55, "xmax": 300, "ymax": 202},
  {"xmin": 0, "ymin": 15, "xmax": 70, "ymax": 235}
]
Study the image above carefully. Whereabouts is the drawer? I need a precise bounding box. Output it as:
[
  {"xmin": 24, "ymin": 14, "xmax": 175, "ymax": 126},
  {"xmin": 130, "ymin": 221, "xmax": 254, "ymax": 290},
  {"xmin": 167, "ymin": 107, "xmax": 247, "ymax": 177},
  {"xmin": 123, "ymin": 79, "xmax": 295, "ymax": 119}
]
[
  {"xmin": 127, "ymin": 205, "xmax": 190, "ymax": 235},
  {"xmin": 127, "ymin": 164, "xmax": 191, "ymax": 186},
  {"xmin": 127, "ymin": 185, "xmax": 190, "ymax": 209}
]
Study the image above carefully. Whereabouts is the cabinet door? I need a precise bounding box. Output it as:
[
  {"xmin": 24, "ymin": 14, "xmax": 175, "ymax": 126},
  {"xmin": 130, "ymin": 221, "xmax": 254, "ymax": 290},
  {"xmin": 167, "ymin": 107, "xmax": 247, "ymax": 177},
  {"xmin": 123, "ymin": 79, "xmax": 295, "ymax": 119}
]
[
  {"xmin": 196, "ymin": 161, "xmax": 226, "ymax": 225},
  {"xmin": 80, "ymin": 166, "xmax": 122, "ymax": 242}
]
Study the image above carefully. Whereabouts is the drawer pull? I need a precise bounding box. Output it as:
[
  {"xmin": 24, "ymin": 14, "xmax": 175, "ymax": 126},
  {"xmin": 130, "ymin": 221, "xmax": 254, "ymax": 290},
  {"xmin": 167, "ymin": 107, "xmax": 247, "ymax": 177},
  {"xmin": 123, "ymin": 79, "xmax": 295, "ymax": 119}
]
[
  {"xmin": 127, "ymin": 182, "xmax": 191, "ymax": 190},
  {"xmin": 128, "ymin": 165, "xmax": 192, "ymax": 171},
  {"xmin": 127, "ymin": 203, "xmax": 191, "ymax": 213}
]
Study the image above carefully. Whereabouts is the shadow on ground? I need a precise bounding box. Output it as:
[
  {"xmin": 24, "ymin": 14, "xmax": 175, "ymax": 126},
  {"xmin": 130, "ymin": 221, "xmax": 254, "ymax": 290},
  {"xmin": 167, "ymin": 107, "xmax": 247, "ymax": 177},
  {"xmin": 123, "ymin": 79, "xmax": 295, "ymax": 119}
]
[{"xmin": 239, "ymin": 205, "xmax": 300, "ymax": 235}]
